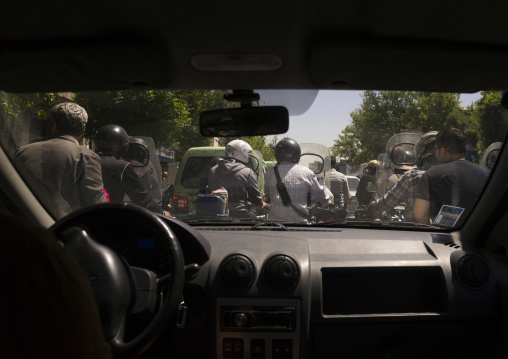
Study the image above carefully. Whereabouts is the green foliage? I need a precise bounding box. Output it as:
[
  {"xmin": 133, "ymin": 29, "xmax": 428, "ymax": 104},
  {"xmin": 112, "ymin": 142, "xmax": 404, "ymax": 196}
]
[
  {"xmin": 474, "ymin": 91, "xmax": 508, "ymax": 149},
  {"xmin": 0, "ymin": 92, "xmax": 58, "ymax": 121},
  {"xmin": 74, "ymin": 89, "xmax": 229, "ymax": 151},
  {"xmin": 331, "ymin": 91, "xmax": 488, "ymax": 166}
]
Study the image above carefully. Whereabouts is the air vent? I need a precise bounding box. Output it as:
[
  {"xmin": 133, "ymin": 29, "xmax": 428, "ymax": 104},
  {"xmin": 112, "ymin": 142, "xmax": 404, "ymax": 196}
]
[
  {"xmin": 219, "ymin": 254, "xmax": 255, "ymax": 291},
  {"xmin": 457, "ymin": 255, "xmax": 489, "ymax": 289},
  {"xmin": 263, "ymin": 255, "xmax": 300, "ymax": 291},
  {"xmin": 444, "ymin": 242, "xmax": 461, "ymax": 249}
]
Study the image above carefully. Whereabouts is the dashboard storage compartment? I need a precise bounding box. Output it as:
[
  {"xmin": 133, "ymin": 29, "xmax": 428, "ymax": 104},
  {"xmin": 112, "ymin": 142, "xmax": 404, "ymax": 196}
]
[{"xmin": 321, "ymin": 266, "xmax": 447, "ymax": 315}]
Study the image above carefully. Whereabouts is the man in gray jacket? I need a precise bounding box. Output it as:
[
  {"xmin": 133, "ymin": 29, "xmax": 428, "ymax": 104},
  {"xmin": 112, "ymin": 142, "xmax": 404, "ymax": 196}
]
[
  {"xmin": 12, "ymin": 103, "xmax": 106, "ymax": 219},
  {"xmin": 208, "ymin": 139, "xmax": 264, "ymax": 218}
]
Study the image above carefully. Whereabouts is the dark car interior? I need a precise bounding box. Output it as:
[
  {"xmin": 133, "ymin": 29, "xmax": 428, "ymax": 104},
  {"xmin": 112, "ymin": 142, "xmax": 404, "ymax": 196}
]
[{"xmin": 2, "ymin": 1, "xmax": 508, "ymax": 359}]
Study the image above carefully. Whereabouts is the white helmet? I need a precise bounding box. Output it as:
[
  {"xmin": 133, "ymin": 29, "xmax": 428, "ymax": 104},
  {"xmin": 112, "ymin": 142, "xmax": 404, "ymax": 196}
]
[{"xmin": 225, "ymin": 139, "xmax": 252, "ymax": 164}]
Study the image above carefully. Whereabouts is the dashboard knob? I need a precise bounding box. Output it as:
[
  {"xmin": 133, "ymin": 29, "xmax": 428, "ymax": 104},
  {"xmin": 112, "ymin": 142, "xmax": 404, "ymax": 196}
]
[{"xmin": 233, "ymin": 313, "xmax": 249, "ymax": 327}]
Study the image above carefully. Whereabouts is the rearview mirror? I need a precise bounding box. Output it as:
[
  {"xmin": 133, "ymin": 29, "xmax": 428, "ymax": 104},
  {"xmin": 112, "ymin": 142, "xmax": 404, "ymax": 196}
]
[{"xmin": 199, "ymin": 106, "xmax": 289, "ymax": 137}]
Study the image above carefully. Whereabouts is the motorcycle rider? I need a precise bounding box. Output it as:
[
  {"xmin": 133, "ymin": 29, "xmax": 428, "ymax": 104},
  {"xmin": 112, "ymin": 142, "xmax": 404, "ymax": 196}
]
[
  {"xmin": 370, "ymin": 131, "xmax": 438, "ymax": 222},
  {"xmin": 356, "ymin": 160, "xmax": 379, "ymax": 206},
  {"xmin": 414, "ymin": 128, "xmax": 489, "ymax": 224},
  {"xmin": 265, "ymin": 138, "xmax": 329, "ymax": 224},
  {"xmin": 329, "ymin": 156, "xmax": 350, "ymax": 219},
  {"xmin": 12, "ymin": 103, "xmax": 107, "ymax": 219},
  {"xmin": 207, "ymin": 140, "xmax": 264, "ymax": 218},
  {"xmin": 95, "ymin": 125, "xmax": 168, "ymax": 215}
]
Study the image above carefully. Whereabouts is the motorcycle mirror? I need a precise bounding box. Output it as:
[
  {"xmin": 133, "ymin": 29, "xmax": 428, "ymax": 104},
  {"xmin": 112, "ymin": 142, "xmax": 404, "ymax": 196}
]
[{"xmin": 124, "ymin": 141, "xmax": 150, "ymax": 167}]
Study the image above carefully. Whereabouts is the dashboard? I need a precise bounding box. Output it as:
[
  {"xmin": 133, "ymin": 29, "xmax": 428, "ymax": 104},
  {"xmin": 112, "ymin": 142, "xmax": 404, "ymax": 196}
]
[
  {"xmin": 149, "ymin": 219, "xmax": 500, "ymax": 359},
  {"xmin": 52, "ymin": 209, "xmax": 499, "ymax": 359}
]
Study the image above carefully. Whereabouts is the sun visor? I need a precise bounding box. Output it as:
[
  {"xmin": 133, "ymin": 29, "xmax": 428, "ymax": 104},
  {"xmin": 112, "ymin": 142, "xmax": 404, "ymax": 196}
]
[
  {"xmin": 310, "ymin": 39, "xmax": 508, "ymax": 92},
  {"xmin": 0, "ymin": 39, "xmax": 170, "ymax": 92}
]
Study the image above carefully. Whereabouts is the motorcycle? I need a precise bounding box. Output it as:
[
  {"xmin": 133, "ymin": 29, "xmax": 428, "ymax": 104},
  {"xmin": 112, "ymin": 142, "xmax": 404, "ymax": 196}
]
[{"xmin": 354, "ymin": 181, "xmax": 406, "ymax": 222}]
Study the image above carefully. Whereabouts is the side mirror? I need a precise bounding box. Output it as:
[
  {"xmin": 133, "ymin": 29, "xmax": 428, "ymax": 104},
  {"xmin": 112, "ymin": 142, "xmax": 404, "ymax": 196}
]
[
  {"xmin": 487, "ymin": 149, "xmax": 500, "ymax": 169},
  {"xmin": 299, "ymin": 154, "xmax": 324, "ymax": 174},
  {"xmin": 248, "ymin": 155, "xmax": 259, "ymax": 172}
]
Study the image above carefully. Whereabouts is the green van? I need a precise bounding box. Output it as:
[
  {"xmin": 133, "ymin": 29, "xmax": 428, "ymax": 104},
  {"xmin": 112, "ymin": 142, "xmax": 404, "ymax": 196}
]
[{"xmin": 171, "ymin": 146, "xmax": 266, "ymax": 218}]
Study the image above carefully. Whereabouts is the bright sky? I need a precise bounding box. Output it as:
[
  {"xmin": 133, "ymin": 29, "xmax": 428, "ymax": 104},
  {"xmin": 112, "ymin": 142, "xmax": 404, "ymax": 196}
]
[{"xmin": 274, "ymin": 90, "xmax": 483, "ymax": 148}]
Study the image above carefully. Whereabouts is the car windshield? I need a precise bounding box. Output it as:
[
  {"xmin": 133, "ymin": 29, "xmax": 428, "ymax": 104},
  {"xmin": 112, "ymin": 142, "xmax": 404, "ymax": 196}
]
[{"xmin": 1, "ymin": 89, "xmax": 505, "ymax": 229}]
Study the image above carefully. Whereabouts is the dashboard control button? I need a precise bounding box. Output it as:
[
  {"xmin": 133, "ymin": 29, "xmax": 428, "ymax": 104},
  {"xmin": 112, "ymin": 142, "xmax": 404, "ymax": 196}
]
[
  {"xmin": 224, "ymin": 338, "xmax": 233, "ymax": 358},
  {"xmin": 273, "ymin": 339, "xmax": 292, "ymax": 359},
  {"xmin": 233, "ymin": 339, "xmax": 243, "ymax": 358},
  {"xmin": 251, "ymin": 339, "xmax": 265, "ymax": 359}
]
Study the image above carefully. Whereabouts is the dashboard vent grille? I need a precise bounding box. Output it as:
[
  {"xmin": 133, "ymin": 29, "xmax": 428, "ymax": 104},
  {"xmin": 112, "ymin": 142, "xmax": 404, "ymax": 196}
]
[
  {"xmin": 219, "ymin": 254, "xmax": 256, "ymax": 291},
  {"xmin": 263, "ymin": 255, "xmax": 300, "ymax": 291},
  {"xmin": 457, "ymin": 254, "xmax": 489, "ymax": 288},
  {"xmin": 444, "ymin": 242, "xmax": 461, "ymax": 249}
]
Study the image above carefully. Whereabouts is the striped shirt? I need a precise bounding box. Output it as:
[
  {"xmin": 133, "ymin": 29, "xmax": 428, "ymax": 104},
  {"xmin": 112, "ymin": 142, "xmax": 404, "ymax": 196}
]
[
  {"xmin": 371, "ymin": 167, "xmax": 424, "ymax": 222},
  {"xmin": 265, "ymin": 163, "xmax": 329, "ymax": 224}
]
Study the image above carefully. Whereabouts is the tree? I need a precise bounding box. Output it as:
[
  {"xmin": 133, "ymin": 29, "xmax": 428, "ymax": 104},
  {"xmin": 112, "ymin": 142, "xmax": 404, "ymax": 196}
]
[
  {"xmin": 474, "ymin": 91, "xmax": 508, "ymax": 150},
  {"xmin": 74, "ymin": 89, "xmax": 229, "ymax": 151},
  {"xmin": 332, "ymin": 124, "xmax": 364, "ymax": 164},
  {"xmin": 0, "ymin": 92, "xmax": 60, "ymax": 123},
  {"xmin": 331, "ymin": 91, "xmax": 470, "ymax": 166},
  {"xmin": 0, "ymin": 93, "xmax": 61, "ymax": 153}
]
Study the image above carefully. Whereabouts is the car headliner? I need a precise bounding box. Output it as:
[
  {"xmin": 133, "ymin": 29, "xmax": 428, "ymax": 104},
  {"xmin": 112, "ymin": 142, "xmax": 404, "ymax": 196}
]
[{"xmin": 1, "ymin": 1, "xmax": 507, "ymax": 92}]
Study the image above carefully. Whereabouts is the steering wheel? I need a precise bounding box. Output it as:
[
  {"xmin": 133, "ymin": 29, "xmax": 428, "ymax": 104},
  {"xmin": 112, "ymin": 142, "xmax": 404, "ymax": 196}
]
[{"xmin": 50, "ymin": 202, "xmax": 185, "ymax": 358}]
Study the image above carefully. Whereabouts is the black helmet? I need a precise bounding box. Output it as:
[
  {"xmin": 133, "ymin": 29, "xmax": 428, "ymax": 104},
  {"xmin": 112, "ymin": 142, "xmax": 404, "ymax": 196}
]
[
  {"xmin": 275, "ymin": 138, "xmax": 301, "ymax": 163},
  {"xmin": 95, "ymin": 125, "xmax": 129, "ymax": 156}
]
